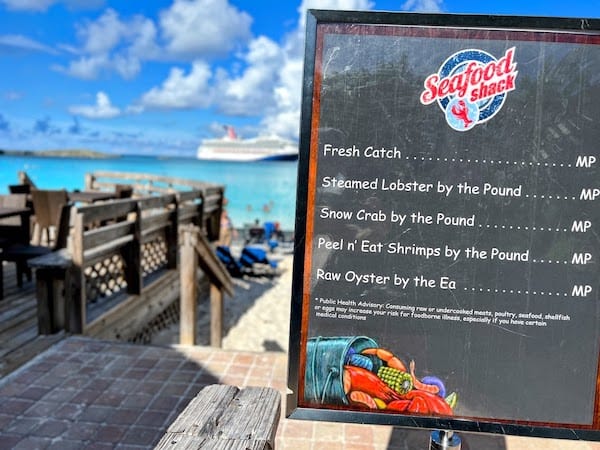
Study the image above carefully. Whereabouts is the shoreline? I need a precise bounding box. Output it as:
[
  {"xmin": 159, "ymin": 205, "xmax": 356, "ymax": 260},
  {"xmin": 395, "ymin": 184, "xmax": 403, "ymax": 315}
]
[{"xmin": 0, "ymin": 149, "xmax": 117, "ymax": 159}]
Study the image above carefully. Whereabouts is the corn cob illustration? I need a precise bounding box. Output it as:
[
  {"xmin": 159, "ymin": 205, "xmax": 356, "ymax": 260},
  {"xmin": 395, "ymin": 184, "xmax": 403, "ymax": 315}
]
[{"xmin": 377, "ymin": 366, "xmax": 413, "ymax": 395}]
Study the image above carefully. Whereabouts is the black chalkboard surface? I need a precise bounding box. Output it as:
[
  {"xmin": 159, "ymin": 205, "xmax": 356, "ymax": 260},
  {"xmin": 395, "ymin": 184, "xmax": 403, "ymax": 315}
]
[{"xmin": 287, "ymin": 10, "xmax": 600, "ymax": 440}]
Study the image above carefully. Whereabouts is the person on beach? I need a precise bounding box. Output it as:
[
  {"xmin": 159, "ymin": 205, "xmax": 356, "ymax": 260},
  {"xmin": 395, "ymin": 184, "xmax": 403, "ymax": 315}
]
[{"xmin": 219, "ymin": 199, "xmax": 237, "ymax": 247}]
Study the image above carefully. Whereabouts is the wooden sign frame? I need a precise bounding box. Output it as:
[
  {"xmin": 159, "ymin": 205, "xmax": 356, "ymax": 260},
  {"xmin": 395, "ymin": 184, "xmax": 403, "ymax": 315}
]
[{"xmin": 287, "ymin": 9, "xmax": 600, "ymax": 440}]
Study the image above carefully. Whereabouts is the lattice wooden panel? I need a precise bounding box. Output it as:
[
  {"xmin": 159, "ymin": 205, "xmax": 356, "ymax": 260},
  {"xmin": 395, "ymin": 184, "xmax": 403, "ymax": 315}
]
[
  {"xmin": 142, "ymin": 236, "xmax": 168, "ymax": 276},
  {"xmin": 84, "ymin": 254, "xmax": 127, "ymax": 302},
  {"xmin": 128, "ymin": 300, "xmax": 180, "ymax": 344}
]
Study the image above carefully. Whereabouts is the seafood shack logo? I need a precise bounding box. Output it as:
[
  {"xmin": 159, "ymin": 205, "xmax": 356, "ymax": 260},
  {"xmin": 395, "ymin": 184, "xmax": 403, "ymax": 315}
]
[{"xmin": 420, "ymin": 47, "xmax": 518, "ymax": 131}]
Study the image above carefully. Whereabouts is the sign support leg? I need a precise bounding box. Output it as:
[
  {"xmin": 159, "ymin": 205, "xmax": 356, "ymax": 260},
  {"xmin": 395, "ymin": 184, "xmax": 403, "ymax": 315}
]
[{"xmin": 429, "ymin": 430, "xmax": 461, "ymax": 450}]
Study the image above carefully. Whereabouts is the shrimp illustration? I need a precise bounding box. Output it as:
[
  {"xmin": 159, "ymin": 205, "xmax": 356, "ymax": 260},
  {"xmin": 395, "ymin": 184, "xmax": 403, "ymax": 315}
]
[
  {"xmin": 450, "ymin": 99, "xmax": 473, "ymax": 128},
  {"xmin": 410, "ymin": 360, "xmax": 445, "ymax": 396}
]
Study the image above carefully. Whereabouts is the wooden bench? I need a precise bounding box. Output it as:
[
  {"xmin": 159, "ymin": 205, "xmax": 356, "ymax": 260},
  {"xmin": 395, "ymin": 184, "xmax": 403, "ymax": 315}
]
[{"xmin": 154, "ymin": 384, "xmax": 281, "ymax": 450}]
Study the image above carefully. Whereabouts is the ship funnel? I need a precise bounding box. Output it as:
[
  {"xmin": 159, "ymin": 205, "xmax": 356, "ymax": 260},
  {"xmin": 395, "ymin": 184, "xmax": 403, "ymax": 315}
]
[{"xmin": 224, "ymin": 125, "xmax": 237, "ymax": 139}]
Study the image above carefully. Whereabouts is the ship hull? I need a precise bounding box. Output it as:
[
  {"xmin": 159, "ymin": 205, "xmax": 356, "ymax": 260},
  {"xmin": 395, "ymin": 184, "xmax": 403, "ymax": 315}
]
[
  {"xmin": 197, "ymin": 149, "xmax": 298, "ymax": 162},
  {"xmin": 196, "ymin": 138, "xmax": 298, "ymax": 162}
]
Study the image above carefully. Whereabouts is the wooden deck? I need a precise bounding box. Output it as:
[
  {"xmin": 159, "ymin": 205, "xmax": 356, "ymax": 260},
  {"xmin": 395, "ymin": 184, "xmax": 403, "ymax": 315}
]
[
  {"xmin": 0, "ymin": 262, "xmax": 64, "ymax": 377},
  {"xmin": 0, "ymin": 171, "xmax": 228, "ymax": 379}
]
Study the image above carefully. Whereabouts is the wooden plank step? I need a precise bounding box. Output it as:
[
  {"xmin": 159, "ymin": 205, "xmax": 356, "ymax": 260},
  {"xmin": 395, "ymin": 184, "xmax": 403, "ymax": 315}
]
[
  {"xmin": 0, "ymin": 332, "xmax": 64, "ymax": 378},
  {"xmin": 0, "ymin": 262, "xmax": 36, "ymax": 308},
  {"xmin": 0, "ymin": 301, "xmax": 36, "ymax": 336},
  {"xmin": 154, "ymin": 385, "xmax": 281, "ymax": 450},
  {"xmin": 0, "ymin": 323, "xmax": 38, "ymax": 359},
  {"xmin": 0, "ymin": 260, "xmax": 40, "ymax": 366},
  {"xmin": 0, "ymin": 292, "xmax": 35, "ymax": 316}
]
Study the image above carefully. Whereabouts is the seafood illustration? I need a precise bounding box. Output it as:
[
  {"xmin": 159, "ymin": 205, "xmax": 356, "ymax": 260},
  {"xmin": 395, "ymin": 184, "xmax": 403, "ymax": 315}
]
[
  {"xmin": 304, "ymin": 336, "xmax": 457, "ymax": 416},
  {"xmin": 450, "ymin": 99, "xmax": 473, "ymax": 128}
]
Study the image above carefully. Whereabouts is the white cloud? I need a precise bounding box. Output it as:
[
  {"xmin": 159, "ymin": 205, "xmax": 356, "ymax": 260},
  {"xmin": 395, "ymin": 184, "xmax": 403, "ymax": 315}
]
[
  {"xmin": 67, "ymin": 0, "xmax": 391, "ymax": 141},
  {"xmin": 300, "ymin": 0, "xmax": 374, "ymax": 11},
  {"xmin": 128, "ymin": 16, "xmax": 160, "ymax": 58},
  {"xmin": 0, "ymin": 0, "xmax": 104, "ymax": 11},
  {"xmin": 137, "ymin": 32, "xmax": 283, "ymax": 119},
  {"xmin": 56, "ymin": 54, "xmax": 108, "ymax": 79},
  {"xmin": 298, "ymin": 0, "xmax": 375, "ymax": 30},
  {"xmin": 244, "ymin": 0, "xmax": 373, "ymax": 139},
  {"xmin": 0, "ymin": 34, "xmax": 58, "ymax": 54},
  {"xmin": 113, "ymin": 54, "xmax": 141, "ymax": 79},
  {"xmin": 171, "ymin": 0, "xmax": 374, "ymax": 138},
  {"xmin": 215, "ymin": 36, "xmax": 284, "ymax": 116},
  {"xmin": 160, "ymin": 0, "xmax": 252, "ymax": 58},
  {"xmin": 401, "ymin": 0, "xmax": 444, "ymax": 12},
  {"xmin": 259, "ymin": 56, "xmax": 304, "ymax": 138},
  {"xmin": 139, "ymin": 61, "xmax": 213, "ymax": 110},
  {"xmin": 69, "ymin": 91, "xmax": 121, "ymax": 118},
  {"xmin": 76, "ymin": 8, "xmax": 125, "ymax": 54},
  {"xmin": 0, "ymin": 0, "xmax": 54, "ymax": 11},
  {"xmin": 57, "ymin": 8, "xmax": 159, "ymax": 79},
  {"xmin": 59, "ymin": 1, "xmax": 253, "ymax": 80}
]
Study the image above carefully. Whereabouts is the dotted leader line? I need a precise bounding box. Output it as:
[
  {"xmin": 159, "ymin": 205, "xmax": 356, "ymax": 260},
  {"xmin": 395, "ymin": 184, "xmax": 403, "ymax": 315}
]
[
  {"xmin": 408, "ymin": 156, "xmax": 573, "ymax": 168},
  {"xmin": 408, "ymin": 156, "xmax": 582, "ymax": 200},
  {"xmin": 524, "ymin": 194, "xmax": 577, "ymax": 200},
  {"xmin": 531, "ymin": 259, "xmax": 570, "ymax": 264},
  {"xmin": 464, "ymin": 287, "xmax": 570, "ymax": 297},
  {"xmin": 477, "ymin": 224, "xmax": 569, "ymax": 232}
]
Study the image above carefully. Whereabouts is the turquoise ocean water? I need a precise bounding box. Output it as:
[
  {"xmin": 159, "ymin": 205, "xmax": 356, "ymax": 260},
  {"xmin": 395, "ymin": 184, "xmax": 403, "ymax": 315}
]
[{"xmin": 0, "ymin": 155, "xmax": 299, "ymax": 231}]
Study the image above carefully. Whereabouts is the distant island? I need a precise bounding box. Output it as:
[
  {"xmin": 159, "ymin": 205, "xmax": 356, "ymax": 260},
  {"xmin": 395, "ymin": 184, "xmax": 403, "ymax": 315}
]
[{"xmin": 0, "ymin": 148, "xmax": 117, "ymax": 159}]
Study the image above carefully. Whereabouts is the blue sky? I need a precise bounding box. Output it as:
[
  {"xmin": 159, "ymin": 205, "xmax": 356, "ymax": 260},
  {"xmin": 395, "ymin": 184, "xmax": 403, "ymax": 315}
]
[{"xmin": 0, "ymin": 0, "xmax": 598, "ymax": 157}]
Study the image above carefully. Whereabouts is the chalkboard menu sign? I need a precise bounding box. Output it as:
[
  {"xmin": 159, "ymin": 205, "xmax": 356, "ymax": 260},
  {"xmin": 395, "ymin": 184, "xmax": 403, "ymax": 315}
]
[{"xmin": 286, "ymin": 10, "xmax": 600, "ymax": 440}]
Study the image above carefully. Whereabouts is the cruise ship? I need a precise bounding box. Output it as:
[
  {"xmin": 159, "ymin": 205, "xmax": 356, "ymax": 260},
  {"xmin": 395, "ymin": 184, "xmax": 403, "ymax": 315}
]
[{"xmin": 196, "ymin": 126, "xmax": 298, "ymax": 162}]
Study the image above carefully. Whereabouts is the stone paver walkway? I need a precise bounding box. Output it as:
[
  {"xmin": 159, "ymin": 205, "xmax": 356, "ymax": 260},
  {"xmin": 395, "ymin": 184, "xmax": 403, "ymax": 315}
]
[{"xmin": 1, "ymin": 336, "xmax": 600, "ymax": 449}]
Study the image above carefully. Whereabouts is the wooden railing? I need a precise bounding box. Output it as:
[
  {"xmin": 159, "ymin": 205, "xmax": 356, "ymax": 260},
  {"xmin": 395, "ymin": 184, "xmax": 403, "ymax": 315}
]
[
  {"xmin": 179, "ymin": 225, "xmax": 233, "ymax": 347},
  {"xmin": 70, "ymin": 195, "xmax": 168, "ymax": 333},
  {"xmin": 85, "ymin": 170, "xmax": 224, "ymax": 241},
  {"xmin": 29, "ymin": 171, "xmax": 226, "ymax": 342}
]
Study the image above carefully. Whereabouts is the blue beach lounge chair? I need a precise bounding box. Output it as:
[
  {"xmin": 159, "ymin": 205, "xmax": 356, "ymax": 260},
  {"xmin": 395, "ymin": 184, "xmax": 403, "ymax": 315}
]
[
  {"xmin": 240, "ymin": 246, "xmax": 278, "ymax": 269},
  {"xmin": 216, "ymin": 246, "xmax": 244, "ymax": 278},
  {"xmin": 216, "ymin": 245, "xmax": 279, "ymax": 278}
]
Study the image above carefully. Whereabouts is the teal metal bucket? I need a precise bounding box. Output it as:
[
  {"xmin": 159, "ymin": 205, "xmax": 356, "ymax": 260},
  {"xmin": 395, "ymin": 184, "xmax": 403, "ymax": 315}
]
[{"xmin": 304, "ymin": 336, "xmax": 378, "ymax": 405}]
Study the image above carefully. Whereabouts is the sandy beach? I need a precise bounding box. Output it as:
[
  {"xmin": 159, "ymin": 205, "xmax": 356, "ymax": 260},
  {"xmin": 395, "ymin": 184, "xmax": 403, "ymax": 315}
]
[{"xmin": 150, "ymin": 244, "xmax": 294, "ymax": 353}]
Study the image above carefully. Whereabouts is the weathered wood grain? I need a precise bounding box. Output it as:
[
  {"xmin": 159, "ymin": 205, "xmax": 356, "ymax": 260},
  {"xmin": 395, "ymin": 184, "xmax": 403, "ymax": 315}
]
[
  {"xmin": 180, "ymin": 228, "xmax": 198, "ymax": 346},
  {"xmin": 154, "ymin": 385, "xmax": 281, "ymax": 450}
]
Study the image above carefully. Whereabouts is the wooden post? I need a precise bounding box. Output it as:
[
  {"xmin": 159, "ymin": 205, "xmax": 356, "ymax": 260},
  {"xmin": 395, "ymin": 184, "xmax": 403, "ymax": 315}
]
[
  {"xmin": 35, "ymin": 270, "xmax": 53, "ymax": 334},
  {"xmin": 179, "ymin": 224, "xmax": 232, "ymax": 348},
  {"xmin": 166, "ymin": 198, "xmax": 179, "ymax": 270},
  {"xmin": 180, "ymin": 226, "xmax": 198, "ymax": 345},
  {"xmin": 122, "ymin": 201, "xmax": 142, "ymax": 295},
  {"xmin": 195, "ymin": 193, "xmax": 203, "ymax": 230},
  {"xmin": 69, "ymin": 212, "xmax": 85, "ymax": 333},
  {"xmin": 210, "ymin": 284, "xmax": 223, "ymax": 347},
  {"xmin": 195, "ymin": 192, "xmax": 204, "ymax": 229},
  {"xmin": 29, "ymin": 250, "xmax": 72, "ymax": 334},
  {"xmin": 84, "ymin": 173, "xmax": 93, "ymax": 190},
  {"xmin": 190, "ymin": 227, "xmax": 233, "ymax": 348}
]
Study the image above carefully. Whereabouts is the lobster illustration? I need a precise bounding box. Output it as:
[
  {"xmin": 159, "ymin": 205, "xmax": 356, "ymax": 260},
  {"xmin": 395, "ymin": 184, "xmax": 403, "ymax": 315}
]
[{"xmin": 450, "ymin": 99, "xmax": 473, "ymax": 128}]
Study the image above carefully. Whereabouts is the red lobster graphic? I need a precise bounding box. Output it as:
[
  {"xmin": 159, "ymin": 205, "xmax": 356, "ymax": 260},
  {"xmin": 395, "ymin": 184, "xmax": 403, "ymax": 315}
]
[{"xmin": 450, "ymin": 100, "xmax": 473, "ymax": 128}]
